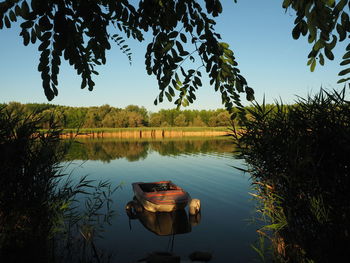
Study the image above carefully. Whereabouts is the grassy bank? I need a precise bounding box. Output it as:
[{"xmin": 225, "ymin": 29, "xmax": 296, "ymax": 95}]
[
  {"xmin": 54, "ymin": 126, "xmax": 231, "ymax": 139},
  {"xmin": 59, "ymin": 126, "xmax": 229, "ymax": 133}
]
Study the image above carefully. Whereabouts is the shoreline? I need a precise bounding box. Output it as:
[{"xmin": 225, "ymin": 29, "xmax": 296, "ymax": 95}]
[{"xmin": 59, "ymin": 129, "xmax": 230, "ymax": 139}]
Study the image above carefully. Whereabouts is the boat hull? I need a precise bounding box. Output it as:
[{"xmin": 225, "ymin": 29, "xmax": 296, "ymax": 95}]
[{"xmin": 132, "ymin": 181, "xmax": 190, "ymax": 212}]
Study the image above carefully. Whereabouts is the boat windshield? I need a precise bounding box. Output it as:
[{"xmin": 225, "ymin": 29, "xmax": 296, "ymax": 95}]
[{"xmin": 140, "ymin": 183, "xmax": 176, "ymax": 192}]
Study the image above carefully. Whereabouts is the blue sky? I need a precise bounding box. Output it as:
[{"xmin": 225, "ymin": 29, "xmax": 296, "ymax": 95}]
[{"xmin": 0, "ymin": 0, "xmax": 346, "ymax": 111}]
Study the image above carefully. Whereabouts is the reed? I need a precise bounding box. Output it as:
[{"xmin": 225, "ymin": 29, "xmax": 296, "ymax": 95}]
[
  {"xmin": 0, "ymin": 108, "xmax": 119, "ymax": 262},
  {"xmin": 233, "ymin": 88, "xmax": 350, "ymax": 262}
]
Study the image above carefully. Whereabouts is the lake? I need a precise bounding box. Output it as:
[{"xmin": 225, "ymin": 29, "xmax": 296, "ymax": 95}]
[{"xmin": 62, "ymin": 137, "xmax": 258, "ymax": 262}]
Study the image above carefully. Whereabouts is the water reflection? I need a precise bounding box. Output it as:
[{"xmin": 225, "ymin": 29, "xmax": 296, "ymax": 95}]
[
  {"xmin": 63, "ymin": 137, "xmax": 233, "ymax": 162},
  {"xmin": 57, "ymin": 137, "xmax": 257, "ymax": 262},
  {"xmin": 130, "ymin": 209, "xmax": 194, "ymax": 236}
]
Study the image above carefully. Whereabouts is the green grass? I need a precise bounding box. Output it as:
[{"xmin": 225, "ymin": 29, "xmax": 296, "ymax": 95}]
[{"xmin": 55, "ymin": 126, "xmax": 230, "ymax": 133}]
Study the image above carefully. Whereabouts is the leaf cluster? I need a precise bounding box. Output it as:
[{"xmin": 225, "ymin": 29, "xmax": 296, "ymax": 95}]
[
  {"xmin": 0, "ymin": 0, "xmax": 251, "ymax": 111},
  {"xmin": 284, "ymin": 0, "xmax": 350, "ymax": 81}
]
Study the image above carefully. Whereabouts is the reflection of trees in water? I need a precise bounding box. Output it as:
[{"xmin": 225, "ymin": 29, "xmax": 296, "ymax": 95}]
[
  {"xmin": 64, "ymin": 140, "xmax": 149, "ymax": 162},
  {"xmin": 64, "ymin": 138, "xmax": 234, "ymax": 162},
  {"xmin": 150, "ymin": 139, "xmax": 234, "ymax": 156}
]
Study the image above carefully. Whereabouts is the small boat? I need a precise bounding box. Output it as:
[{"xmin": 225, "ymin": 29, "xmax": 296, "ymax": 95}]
[{"xmin": 132, "ymin": 181, "xmax": 190, "ymax": 212}]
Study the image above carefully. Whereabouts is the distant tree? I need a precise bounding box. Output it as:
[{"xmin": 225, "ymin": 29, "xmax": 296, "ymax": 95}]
[
  {"xmin": 127, "ymin": 111, "xmax": 143, "ymax": 127},
  {"xmin": 192, "ymin": 115, "xmax": 206, "ymax": 127},
  {"xmin": 149, "ymin": 113, "xmax": 161, "ymax": 127},
  {"xmin": 24, "ymin": 103, "xmax": 57, "ymax": 113},
  {"xmin": 84, "ymin": 108, "xmax": 102, "ymax": 128},
  {"xmin": 174, "ymin": 113, "xmax": 187, "ymax": 127},
  {"xmin": 5, "ymin": 102, "xmax": 25, "ymax": 115},
  {"xmin": 114, "ymin": 110, "xmax": 129, "ymax": 128},
  {"xmin": 160, "ymin": 121, "xmax": 169, "ymax": 127},
  {"xmin": 216, "ymin": 111, "xmax": 230, "ymax": 126},
  {"xmin": 98, "ymin": 104, "xmax": 112, "ymax": 119},
  {"xmin": 125, "ymin": 105, "xmax": 148, "ymax": 125},
  {"xmin": 208, "ymin": 115, "xmax": 218, "ymax": 127},
  {"xmin": 101, "ymin": 113, "xmax": 115, "ymax": 128},
  {"xmin": 198, "ymin": 109, "xmax": 214, "ymax": 126},
  {"xmin": 63, "ymin": 107, "xmax": 86, "ymax": 128}
]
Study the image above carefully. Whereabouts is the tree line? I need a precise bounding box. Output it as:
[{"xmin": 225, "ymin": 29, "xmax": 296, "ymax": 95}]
[{"xmin": 0, "ymin": 102, "xmax": 238, "ymax": 128}]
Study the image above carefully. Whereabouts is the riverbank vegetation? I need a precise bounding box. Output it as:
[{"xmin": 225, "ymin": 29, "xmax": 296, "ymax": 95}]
[
  {"xmin": 0, "ymin": 102, "xmax": 236, "ymax": 129},
  {"xmin": 0, "ymin": 108, "xmax": 119, "ymax": 262},
  {"xmin": 234, "ymin": 89, "xmax": 350, "ymax": 262}
]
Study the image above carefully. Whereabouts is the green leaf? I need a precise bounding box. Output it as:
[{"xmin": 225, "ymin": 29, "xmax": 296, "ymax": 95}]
[
  {"xmin": 181, "ymin": 98, "xmax": 189, "ymax": 107},
  {"xmin": 338, "ymin": 67, "xmax": 350, "ymax": 76},
  {"xmin": 168, "ymin": 86, "xmax": 175, "ymax": 96},
  {"xmin": 194, "ymin": 76, "xmax": 202, "ymax": 86},
  {"xmin": 15, "ymin": 5, "xmax": 22, "ymax": 16},
  {"xmin": 21, "ymin": 20, "xmax": 34, "ymax": 29},
  {"xmin": 21, "ymin": 1, "xmax": 30, "ymax": 18},
  {"xmin": 31, "ymin": 28, "xmax": 37, "ymax": 44},
  {"xmin": 337, "ymin": 77, "xmax": 350, "ymax": 83},
  {"xmin": 4, "ymin": 16, "xmax": 10, "ymax": 28},
  {"xmin": 9, "ymin": 11, "xmax": 17, "ymax": 22},
  {"xmin": 336, "ymin": 24, "xmax": 346, "ymax": 41},
  {"xmin": 81, "ymin": 78, "xmax": 87, "ymax": 89},
  {"xmin": 180, "ymin": 33, "xmax": 187, "ymax": 43},
  {"xmin": 282, "ymin": 0, "xmax": 292, "ymax": 8},
  {"xmin": 307, "ymin": 57, "xmax": 313, "ymax": 66},
  {"xmin": 52, "ymin": 83, "xmax": 58, "ymax": 96},
  {"xmin": 165, "ymin": 92, "xmax": 172, "ymax": 102},
  {"xmin": 310, "ymin": 58, "xmax": 316, "ymax": 72},
  {"xmin": 23, "ymin": 31, "xmax": 30, "ymax": 46},
  {"xmin": 319, "ymin": 53, "xmax": 325, "ymax": 66},
  {"xmin": 326, "ymin": 0, "xmax": 335, "ymax": 7},
  {"xmin": 292, "ymin": 25, "xmax": 300, "ymax": 39},
  {"xmin": 41, "ymin": 31, "xmax": 52, "ymax": 40},
  {"xmin": 325, "ymin": 35, "xmax": 337, "ymax": 50},
  {"xmin": 39, "ymin": 15, "xmax": 52, "ymax": 31},
  {"xmin": 169, "ymin": 31, "xmax": 178, "ymax": 39},
  {"xmin": 343, "ymin": 51, "xmax": 350, "ymax": 59},
  {"xmin": 313, "ymin": 39, "xmax": 323, "ymax": 51},
  {"xmin": 38, "ymin": 40, "xmax": 50, "ymax": 51},
  {"xmin": 245, "ymin": 87, "xmax": 255, "ymax": 101},
  {"xmin": 340, "ymin": 59, "xmax": 350, "ymax": 66},
  {"xmin": 324, "ymin": 48, "xmax": 334, "ymax": 60}
]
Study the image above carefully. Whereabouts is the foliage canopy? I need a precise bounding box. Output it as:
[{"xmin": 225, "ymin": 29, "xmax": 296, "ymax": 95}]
[
  {"xmin": 0, "ymin": 0, "xmax": 251, "ymax": 112},
  {"xmin": 1, "ymin": 0, "xmax": 350, "ymax": 110},
  {"xmin": 285, "ymin": 0, "xmax": 350, "ymax": 81}
]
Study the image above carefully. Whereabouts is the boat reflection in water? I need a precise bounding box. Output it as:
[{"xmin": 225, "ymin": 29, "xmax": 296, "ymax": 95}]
[{"xmin": 126, "ymin": 198, "xmax": 201, "ymax": 236}]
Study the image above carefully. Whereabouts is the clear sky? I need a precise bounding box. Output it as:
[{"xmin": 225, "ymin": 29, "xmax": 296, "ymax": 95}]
[{"xmin": 0, "ymin": 0, "xmax": 346, "ymax": 111}]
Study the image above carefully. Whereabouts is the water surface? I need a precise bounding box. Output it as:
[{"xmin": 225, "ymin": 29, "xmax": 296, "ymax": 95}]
[{"xmin": 63, "ymin": 137, "xmax": 257, "ymax": 262}]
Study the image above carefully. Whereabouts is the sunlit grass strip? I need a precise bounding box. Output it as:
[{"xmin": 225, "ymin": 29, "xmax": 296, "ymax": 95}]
[
  {"xmin": 72, "ymin": 135, "xmax": 232, "ymax": 142},
  {"xmin": 65, "ymin": 126, "xmax": 229, "ymax": 132},
  {"xmin": 41, "ymin": 126, "xmax": 231, "ymax": 133}
]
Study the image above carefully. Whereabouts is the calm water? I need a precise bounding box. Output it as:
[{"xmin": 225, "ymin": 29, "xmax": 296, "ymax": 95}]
[{"xmin": 63, "ymin": 137, "xmax": 258, "ymax": 262}]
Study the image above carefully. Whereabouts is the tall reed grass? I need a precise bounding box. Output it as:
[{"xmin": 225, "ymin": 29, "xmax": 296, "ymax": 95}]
[
  {"xmin": 0, "ymin": 108, "xmax": 119, "ymax": 262},
  {"xmin": 233, "ymin": 88, "xmax": 350, "ymax": 262}
]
